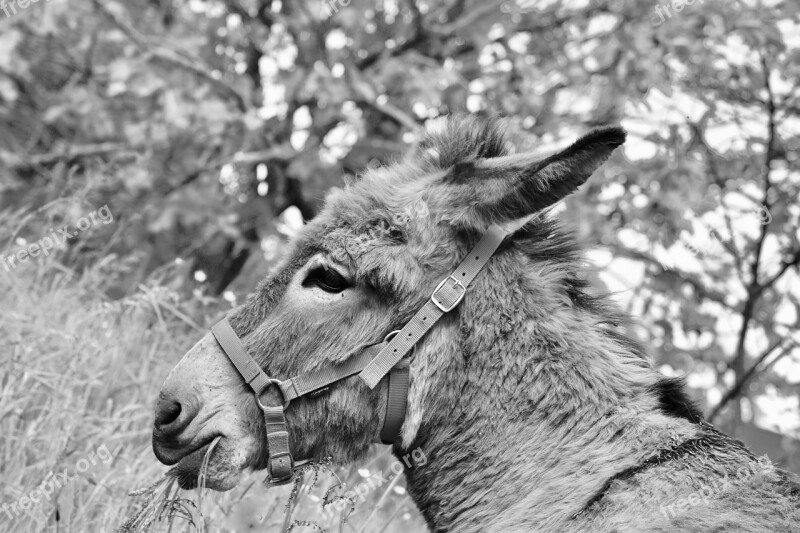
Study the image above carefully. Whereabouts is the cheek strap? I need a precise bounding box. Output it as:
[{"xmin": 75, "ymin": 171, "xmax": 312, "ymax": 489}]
[{"xmin": 357, "ymin": 226, "xmax": 506, "ymax": 388}]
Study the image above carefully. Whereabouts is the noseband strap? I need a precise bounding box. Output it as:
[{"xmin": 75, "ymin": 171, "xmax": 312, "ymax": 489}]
[{"xmin": 211, "ymin": 225, "xmax": 506, "ymax": 486}]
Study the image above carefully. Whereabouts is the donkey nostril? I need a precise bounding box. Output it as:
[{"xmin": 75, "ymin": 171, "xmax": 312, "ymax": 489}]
[
  {"xmin": 153, "ymin": 392, "xmax": 199, "ymax": 442},
  {"xmin": 155, "ymin": 398, "xmax": 182, "ymax": 427}
]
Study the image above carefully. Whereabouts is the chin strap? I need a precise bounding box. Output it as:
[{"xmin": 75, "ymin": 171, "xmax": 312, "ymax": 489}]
[{"xmin": 210, "ymin": 226, "xmax": 506, "ymax": 485}]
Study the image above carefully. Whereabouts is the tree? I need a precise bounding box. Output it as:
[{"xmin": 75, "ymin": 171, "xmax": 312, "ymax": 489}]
[{"xmin": 1, "ymin": 0, "xmax": 798, "ymax": 458}]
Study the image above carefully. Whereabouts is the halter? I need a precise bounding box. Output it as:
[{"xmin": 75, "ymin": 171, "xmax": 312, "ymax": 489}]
[{"xmin": 211, "ymin": 226, "xmax": 506, "ymax": 485}]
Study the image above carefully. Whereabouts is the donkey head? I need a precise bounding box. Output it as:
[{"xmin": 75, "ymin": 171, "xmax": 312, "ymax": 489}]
[{"xmin": 152, "ymin": 115, "xmax": 625, "ymax": 490}]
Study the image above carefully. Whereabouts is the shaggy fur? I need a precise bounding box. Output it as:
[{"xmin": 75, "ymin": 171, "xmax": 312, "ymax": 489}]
[{"xmin": 157, "ymin": 114, "xmax": 800, "ymax": 531}]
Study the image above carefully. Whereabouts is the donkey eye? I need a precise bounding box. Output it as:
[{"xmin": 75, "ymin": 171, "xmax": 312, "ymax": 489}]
[{"xmin": 303, "ymin": 266, "xmax": 349, "ymax": 293}]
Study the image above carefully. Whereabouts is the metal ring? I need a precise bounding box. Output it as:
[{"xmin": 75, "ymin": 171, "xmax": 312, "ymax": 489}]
[
  {"xmin": 383, "ymin": 330, "xmax": 402, "ymax": 343},
  {"xmin": 257, "ymin": 378, "xmax": 290, "ymax": 411},
  {"xmin": 383, "ymin": 330, "xmax": 416, "ymax": 356}
]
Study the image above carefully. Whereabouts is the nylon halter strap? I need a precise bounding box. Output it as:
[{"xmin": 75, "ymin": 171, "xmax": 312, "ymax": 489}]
[{"xmin": 211, "ymin": 225, "xmax": 506, "ymax": 486}]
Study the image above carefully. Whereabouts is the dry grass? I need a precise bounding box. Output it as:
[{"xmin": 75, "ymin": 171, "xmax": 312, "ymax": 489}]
[{"xmin": 0, "ymin": 222, "xmax": 427, "ymax": 532}]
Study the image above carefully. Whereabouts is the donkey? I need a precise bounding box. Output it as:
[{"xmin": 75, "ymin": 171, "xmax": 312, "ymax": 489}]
[{"xmin": 152, "ymin": 115, "xmax": 800, "ymax": 532}]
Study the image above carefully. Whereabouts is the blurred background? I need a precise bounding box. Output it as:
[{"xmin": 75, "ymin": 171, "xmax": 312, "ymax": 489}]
[{"xmin": 1, "ymin": 0, "xmax": 799, "ymax": 531}]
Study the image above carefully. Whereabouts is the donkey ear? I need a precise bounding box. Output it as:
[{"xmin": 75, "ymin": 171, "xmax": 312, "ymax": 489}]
[{"xmin": 441, "ymin": 126, "xmax": 626, "ymax": 226}]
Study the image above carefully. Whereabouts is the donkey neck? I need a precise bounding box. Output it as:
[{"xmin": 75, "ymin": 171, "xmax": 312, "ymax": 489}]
[{"xmin": 398, "ymin": 252, "xmax": 699, "ymax": 532}]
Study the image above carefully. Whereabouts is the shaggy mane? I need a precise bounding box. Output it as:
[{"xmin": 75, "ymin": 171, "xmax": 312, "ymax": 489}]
[
  {"xmin": 415, "ymin": 114, "xmax": 514, "ymax": 170},
  {"xmin": 513, "ymin": 216, "xmax": 705, "ymax": 424}
]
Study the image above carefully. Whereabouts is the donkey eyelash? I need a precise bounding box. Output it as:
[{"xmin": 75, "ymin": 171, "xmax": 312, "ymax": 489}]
[{"xmin": 302, "ymin": 265, "xmax": 349, "ymax": 293}]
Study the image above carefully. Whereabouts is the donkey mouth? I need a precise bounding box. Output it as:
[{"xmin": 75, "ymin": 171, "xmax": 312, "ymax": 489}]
[{"xmin": 169, "ymin": 436, "xmax": 235, "ymax": 490}]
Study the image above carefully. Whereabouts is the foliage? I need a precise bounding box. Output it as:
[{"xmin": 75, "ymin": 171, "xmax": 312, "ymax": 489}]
[{"xmin": 0, "ymin": 252, "xmax": 425, "ymax": 531}]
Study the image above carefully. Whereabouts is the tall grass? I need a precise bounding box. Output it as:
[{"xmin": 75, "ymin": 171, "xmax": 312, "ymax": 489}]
[{"xmin": 0, "ymin": 209, "xmax": 426, "ymax": 532}]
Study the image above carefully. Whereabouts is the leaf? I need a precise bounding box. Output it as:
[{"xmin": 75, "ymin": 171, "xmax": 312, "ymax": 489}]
[
  {"xmin": 129, "ymin": 70, "xmax": 166, "ymax": 98},
  {"xmin": 0, "ymin": 76, "xmax": 18, "ymax": 103},
  {"xmin": 0, "ymin": 28, "xmax": 23, "ymax": 70},
  {"xmin": 163, "ymin": 90, "xmax": 190, "ymax": 129},
  {"xmin": 108, "ymin": 58, "xmax": 136, "ymax": 97}
]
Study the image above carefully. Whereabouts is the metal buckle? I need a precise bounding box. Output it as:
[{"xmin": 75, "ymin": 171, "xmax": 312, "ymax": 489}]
[
  {"xmin": 265, "ymin": 451, "xmax": 295, "ymax": 486},
  {"xmin": 257, "ymin": 378, "xmax": 290, "ymax": 411},
  {"xmin": 431, "ymin": 275, "xmax": 466, "ymax": 312}
]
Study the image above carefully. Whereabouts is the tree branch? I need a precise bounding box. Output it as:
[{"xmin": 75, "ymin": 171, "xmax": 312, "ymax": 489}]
[
  {"xmin": 608, "ymin": 244, "xmax": 733, "ymax": 309},
  {"xmin": 685, "ymin": 119, "xmax": 745, "ymax": 276},
  {"xmin": 92, "ymin": 0, "xmax": 248, "ymax": 112},
  {"xmin": 344, "ymin": 57, "xmax": 420, "ymax": 131},
  {"xmin": 707, "ymin": 339, "xmax": 797, "ymax": 422},
  {"xmin": 231, "ymin": 143, "xmax": 297, "ymax": 165},
  {"xmin": 759, "ymin": 249, "xmax": 800, "ymax": 291},
  {"xmin": 0, "ymin": 143, "xmax": 126, "ymax": 171},
  {"xmin": 725, "ymin": 51, "xmax": 779, "ymax": 427}
]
